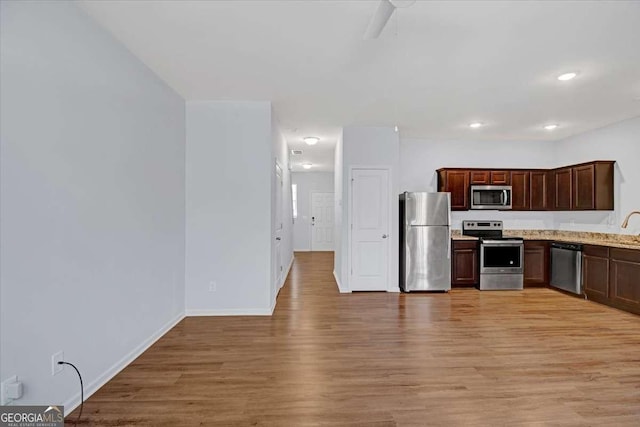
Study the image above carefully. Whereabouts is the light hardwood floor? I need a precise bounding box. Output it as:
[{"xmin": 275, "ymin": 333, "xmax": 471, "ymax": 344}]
[{"xmin": 69, "ymin": 252, "xmax": 640, "ymax": 426}]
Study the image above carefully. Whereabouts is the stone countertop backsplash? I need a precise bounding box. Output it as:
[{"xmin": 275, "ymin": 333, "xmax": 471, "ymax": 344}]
[{"xmin": 451, "ymin": 229, "xmax": 640, "ymax": 250}]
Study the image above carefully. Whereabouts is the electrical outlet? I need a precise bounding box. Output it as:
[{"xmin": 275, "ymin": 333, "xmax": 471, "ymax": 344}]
[
  {"xmin": 1, "ymin": 376, "xmax": 18, "ymax": 405},
  {"xmin": 51, "ymin": 351, "xmax": 64, "ymax": 376},
  {"xmin": 209, "ymin": 281, "xmax": 217, "ymax": 292}
]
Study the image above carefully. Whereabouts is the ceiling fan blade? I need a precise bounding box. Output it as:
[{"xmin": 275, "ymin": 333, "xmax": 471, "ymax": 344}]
[{"xmin": 363, "ymin": 0, "xmax": 396, "ymax": 39}]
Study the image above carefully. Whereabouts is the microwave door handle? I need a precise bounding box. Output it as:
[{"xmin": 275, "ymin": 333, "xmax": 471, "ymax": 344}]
[{"xmin": 502, "ymin": 190, "xmax": 507, "ymax": 205}]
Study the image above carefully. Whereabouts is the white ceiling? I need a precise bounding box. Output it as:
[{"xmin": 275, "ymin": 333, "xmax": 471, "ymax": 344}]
[{"xmin": 78, "ymin": 0, "xmax": 640, "ymax": 171}]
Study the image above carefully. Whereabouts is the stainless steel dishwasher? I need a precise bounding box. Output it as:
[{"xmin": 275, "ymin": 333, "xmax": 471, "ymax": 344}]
[{"xmin": 550, "ymin": 242, "xmax": 583, "ymax": 295}]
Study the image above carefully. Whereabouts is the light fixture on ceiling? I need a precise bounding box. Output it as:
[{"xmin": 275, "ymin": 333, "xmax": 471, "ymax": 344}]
[
  {"xmin": 302, "ymin": 163, "xmax": 313, "ymax": 170},
  {"xmin": 394, "ymin": 125, "xmax": 398, "ymax": 132},
  {"xmin": 544, "ymin": 124, "xmax": 559, "ymax": 130},
  {"xmin": 557, "ymin": 72, "xmax": 578, "ymax": 81},
  {"xmin": 303, "ymin": 137, "xmax": 319, "ymax": 145},
  {"xmin": 469, "ymin": 122, "xmax": 484, "ymax": 129}
]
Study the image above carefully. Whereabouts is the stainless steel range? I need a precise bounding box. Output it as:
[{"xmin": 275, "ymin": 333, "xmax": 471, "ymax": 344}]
[{"xmin": 462, "ymin": 220, "xmax": 524, "ymax": 290}]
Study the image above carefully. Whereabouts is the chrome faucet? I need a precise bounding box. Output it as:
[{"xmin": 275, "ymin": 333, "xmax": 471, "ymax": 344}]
[{"xmin": 621, "ymin": 211, "xmax": 640, "ymax": 234}]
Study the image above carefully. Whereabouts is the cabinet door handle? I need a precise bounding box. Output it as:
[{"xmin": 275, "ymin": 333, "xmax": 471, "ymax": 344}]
[{"xmin": 382, "ymin": 234, "xmax": 388, "ymax": 239}]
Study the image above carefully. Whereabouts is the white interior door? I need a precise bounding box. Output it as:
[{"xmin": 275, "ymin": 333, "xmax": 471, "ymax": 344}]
[
  {"xmin": 350, "ymin": 168, "xmax": 389, "ymax": 291},
  {"xmin": 274, "ymin": 163, "xmax": 283, "ymax": 287},
  {"xmin": 311, "ymin": 192, "xmax": 334, "ymax": 251}
]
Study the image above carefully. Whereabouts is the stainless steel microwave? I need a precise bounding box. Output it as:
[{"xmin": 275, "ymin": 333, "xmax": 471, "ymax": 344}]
[{"xmin": 470, "ymin": 185, "xmax": 512, "ymax": 210}]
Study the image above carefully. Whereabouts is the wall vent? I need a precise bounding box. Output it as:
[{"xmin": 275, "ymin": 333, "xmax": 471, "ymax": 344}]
[{"xmin": 291, "ymin": 149, "xmax": 303, "ymax": 155}]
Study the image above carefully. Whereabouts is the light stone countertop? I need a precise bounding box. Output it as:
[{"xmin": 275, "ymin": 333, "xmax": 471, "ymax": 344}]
[{"xmin": 451, "ymin": 229, "xmax": 640, "ymax": 250}]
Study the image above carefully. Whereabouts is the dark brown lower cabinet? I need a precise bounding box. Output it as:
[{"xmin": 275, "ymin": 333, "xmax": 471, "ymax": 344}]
[
  {"xmin": 609, "ymin": 248, "xmax": 640, "ymax": 314},
  {"xmin": 583, "ymin": 245, "xmax": 609, "ymax": 301},
  {"xmin": 523, "ymin": 240, "xmax": 549, "ymax": 287},
  {"xmin": 451, "ymin": 240, "xmax": 478, "ymax": 287},
  {"xmin": 583, "ymin": 245, "xmax": 640, "ymax": 315}
]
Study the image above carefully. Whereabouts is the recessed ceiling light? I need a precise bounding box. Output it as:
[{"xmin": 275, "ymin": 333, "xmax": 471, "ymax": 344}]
[
  {"xmin": 394, "ymin": 125, "xmax": 399, "ymax": 132},
  {"xmin": 303, "ymin": 137, "xmax": 319, "ymax": 145},
  {"xmin": 302, "ymin": 163, "xmax": 313, "ymax": 169},
  {"xmin": 557, "ymin": 72, "xmax": 577, "ymax": 81},
  {"xmin": 544, "ymin": 124, "xmax": 559, "ymax": 130},
  {"xmin": 469, "ymin": 122, "xmax": 484, "ymax": 129}
]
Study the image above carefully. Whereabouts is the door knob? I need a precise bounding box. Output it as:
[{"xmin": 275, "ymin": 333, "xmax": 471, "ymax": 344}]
[
  {"xmin": 382, "ymin": 234, "xmax": 388, "ymax": 239},
  {"xmin": 276, "ymin": 237, "xmax": 281, "ymax": 241}
]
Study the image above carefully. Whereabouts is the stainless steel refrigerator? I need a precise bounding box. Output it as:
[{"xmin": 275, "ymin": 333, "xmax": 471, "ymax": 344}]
[{"xmin": 399, "ymin": 192, "xmax": 451, "ymax": 292}]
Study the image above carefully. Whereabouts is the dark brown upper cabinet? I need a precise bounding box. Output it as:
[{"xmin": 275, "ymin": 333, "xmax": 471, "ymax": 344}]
[
  {"xmin": 436, "ymin": 161, "xmax": 614, "ymax": 212},
  {"xmin": 530, "ymin": 170, "xmax": 548, "ymax": 210},
  {"xmin": 470, "ymin": 170, "xmax": 490, "ymax": 184},
  {"xmin": 553, "ymin": 167, "xmax": 573, "ymax": 210},
  {"xmin": 550, "ymin": 161, "xmax": 614, "ymax": 211},
  {"xmin": 469, "ymin": 170, "xmax": 510, "ymax": 185},
  {"xmin": 510, "ymin": 170, "xmax": 530, "ymax": 210},
  {"xmin": 437, "ymin": 169, "xmax": 469, "ymax": 210},
  {"xmin": 572, "ymin": 161, "xmax": 614, "ymax": 210},
  {"xmin": 490, "ymin": 170, "xmax": 510, "ymax": 185}
]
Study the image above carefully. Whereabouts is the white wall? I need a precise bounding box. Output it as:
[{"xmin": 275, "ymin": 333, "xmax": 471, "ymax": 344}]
[
  {"xmin": 271, "ymin": 113, "xmax": 294, "ymax": 306},
  {"xmin": 0, "ymin": 0, "xmax": 185, "ymax": 410},
  {"xmin": 400, "ymin": 138, "xmax": 558, "ymax": 230},
  {"xmin": 333, "ymin": 135, "xmax": 345, "ymax": 290},
  {"xmin": 338, "ymin": 126, "xmax": 400, "ymax": 292},
  {"xmin": 185, "ymin": 101, "xmax": 272, "ymax": 315},
  {"xmin": 554, "ymin": 116, "xmax": 640, "ymax": 234},
  {"xmin": 292, "ymin": 172, "xmax": 334, "ymax": 251}
]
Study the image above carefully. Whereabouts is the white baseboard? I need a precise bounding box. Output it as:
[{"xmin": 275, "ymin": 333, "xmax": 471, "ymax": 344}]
[
  {"xmin": 186, "ymin": 308, "xmax": 272, "ymax": 316},
  {"xmin": 280, "ymin": 255, "xmax": 294, "ymax": 290},
  {"xmin": 270, "ymin": 254, "xmax": 295, "ymax": 313},
  {"xmin": 294, "ymin": 248, "xmax": 310, "ymax": 252},
  {"xmin": 333, "ymin": 270, "xmax": 350, "ymax": 293},
  {"xmin": 62, "ymin": 311, "xmax": 185, "ymax": 416}
]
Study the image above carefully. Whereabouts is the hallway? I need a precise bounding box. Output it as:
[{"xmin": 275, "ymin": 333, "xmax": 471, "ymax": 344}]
[{"xmin": 70, "ymin": 252, "xmax": 640, "ymax": 426}]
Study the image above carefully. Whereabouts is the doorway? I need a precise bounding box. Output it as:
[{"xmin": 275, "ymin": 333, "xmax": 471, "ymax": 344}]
[
  {"xmin": 291, "ymin": 172, "xmax": 334, "ymax": 252},
  {"xmin": 349, "ymin": 168, "xmax": 390, "ymax": 291},
  {"xmin": 311, "ymin": 192, "xmax": 334, "ymax": 251},
  {"xmin": 274, "ymin": 162, "xmax": 284, "ymax": 288}
]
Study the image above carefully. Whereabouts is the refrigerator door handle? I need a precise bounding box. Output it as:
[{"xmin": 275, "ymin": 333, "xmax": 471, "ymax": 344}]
[{"xmin": 447, "ymin": 228, "xmax": 451, "ymax": 259}]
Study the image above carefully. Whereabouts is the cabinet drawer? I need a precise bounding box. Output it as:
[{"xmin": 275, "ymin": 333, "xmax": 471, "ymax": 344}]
[
  {"xmin": 610, "ymin": 248, "xmax": 640, "ymax": 263},
  {"xmin": 453, "ymin": 240, "xmax": 478, "ymax": 249},
  {"xmin": 584, "ymin": 245, "xmax": 609, "ymax": 258}
]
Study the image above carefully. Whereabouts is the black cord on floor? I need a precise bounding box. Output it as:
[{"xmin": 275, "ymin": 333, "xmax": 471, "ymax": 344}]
[{"xmin": 59, "ymin": 361, "xmax": 83, "ymax": 426}]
